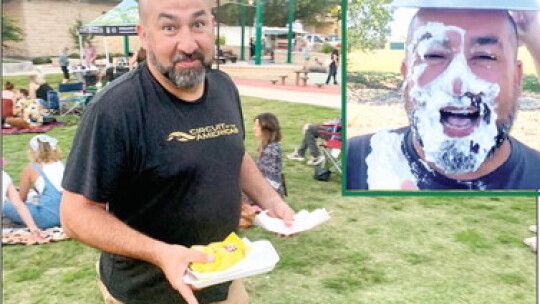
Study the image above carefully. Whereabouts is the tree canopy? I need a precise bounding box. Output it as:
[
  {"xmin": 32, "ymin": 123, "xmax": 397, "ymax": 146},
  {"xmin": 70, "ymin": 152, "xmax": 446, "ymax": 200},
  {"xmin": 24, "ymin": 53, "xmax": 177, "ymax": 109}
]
[
  {"xmin": 213, "ymin": 0, "xmax": 339, "ymax": 27},
  {"xmin": 2, "ymin": 14, "xmax": 24, "ymax": 49},
  {"xmin": 347, "ymin": 0, "xmax": 393, "ymax": 51}
]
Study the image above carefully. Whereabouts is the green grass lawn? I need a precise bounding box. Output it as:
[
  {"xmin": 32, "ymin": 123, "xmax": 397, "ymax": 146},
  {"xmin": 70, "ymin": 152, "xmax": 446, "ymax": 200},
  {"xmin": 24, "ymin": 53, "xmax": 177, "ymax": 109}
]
[
  {"xmin": 348, "ymin": 47, "xmax": 539, "ymax": 76},
  {"xmin": 348, "ymin": 48, "xmax": 540, "ymax": 92},
  {"xmin": 2, "ymin": 77, "xmax": 536, "ymax": 303}
]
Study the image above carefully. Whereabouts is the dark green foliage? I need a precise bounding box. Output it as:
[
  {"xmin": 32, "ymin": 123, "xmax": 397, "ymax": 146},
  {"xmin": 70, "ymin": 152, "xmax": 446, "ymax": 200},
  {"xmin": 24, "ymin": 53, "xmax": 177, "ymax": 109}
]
[{"xmin": 2, "ymin": 14, "xmax": 24, "ymax": 49}]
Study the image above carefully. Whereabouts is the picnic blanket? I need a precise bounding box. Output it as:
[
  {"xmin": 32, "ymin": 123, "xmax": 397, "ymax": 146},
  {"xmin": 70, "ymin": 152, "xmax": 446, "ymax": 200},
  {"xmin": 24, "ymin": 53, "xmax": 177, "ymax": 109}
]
[
  {"xmin": 2, "ymin": 122, "xmax": 67, "ymax": 135},
  {"xmin": 2, "ymin": 227, "xmax": 69, "ymax": 245}
]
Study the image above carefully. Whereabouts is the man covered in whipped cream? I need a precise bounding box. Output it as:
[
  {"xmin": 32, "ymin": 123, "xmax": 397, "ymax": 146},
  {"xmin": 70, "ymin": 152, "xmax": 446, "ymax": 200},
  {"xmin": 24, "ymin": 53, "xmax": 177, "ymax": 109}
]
[{"xmin": 347, "ymin": 8, "xmax": 540, "ymax": 190}]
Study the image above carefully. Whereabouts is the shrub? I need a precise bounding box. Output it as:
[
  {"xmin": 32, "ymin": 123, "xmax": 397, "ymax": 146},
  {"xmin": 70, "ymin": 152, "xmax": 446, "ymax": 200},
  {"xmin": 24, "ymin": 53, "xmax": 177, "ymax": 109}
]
[
  {"xmin": 320, "ymin": 43, "xmax": 335, "ymax": 54},
  {"xmin": 216, "ymin": 36, "xmax": 226, "ymax": 46},
  {"xmin": 31, "ymin": 56, "xmax": 52, "ymax": 64},
  {"xmin": 68, "ymin": 53, "xmax": 80, "ymax": 59}
]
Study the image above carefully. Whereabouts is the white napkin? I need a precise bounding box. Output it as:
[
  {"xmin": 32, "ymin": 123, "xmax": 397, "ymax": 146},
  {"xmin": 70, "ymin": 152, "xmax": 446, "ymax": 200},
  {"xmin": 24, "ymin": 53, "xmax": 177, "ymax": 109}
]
[{"xmin": 253, "ymin": 208, "xmax": 331, "ymax": 236}]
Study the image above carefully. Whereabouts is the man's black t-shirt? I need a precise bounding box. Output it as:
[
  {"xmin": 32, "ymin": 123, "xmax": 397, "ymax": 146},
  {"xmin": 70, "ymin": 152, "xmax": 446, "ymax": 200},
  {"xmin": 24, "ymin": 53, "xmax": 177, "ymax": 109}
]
[
  {"xmin": 347, "ymin": 127, "xmax": 540, "ymax": 190},
  {"xmin": 62, "ymin": 63, "xmax": 245, "ymax": 304}
]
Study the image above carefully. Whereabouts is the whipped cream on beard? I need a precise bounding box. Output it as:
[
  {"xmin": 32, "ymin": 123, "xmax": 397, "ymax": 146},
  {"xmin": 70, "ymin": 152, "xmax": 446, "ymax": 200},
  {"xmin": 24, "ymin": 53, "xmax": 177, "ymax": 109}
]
[{"xmin": 406, "ymin": 22, "xmax": 505, "ymax": 175}]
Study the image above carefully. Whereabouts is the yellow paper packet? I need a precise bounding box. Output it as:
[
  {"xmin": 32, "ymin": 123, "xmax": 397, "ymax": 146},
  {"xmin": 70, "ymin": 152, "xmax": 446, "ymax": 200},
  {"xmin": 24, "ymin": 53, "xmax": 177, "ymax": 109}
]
[{"xmin": 190, "ymin": 232, "xmax": 250, "ymax": 273}]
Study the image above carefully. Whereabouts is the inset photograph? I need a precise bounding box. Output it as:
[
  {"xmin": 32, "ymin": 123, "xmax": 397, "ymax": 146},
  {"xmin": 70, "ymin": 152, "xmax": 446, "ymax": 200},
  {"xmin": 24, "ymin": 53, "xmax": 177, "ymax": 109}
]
[{"xmin": 346, "ymin": 0, "xmax": 540, "ymax": 191}]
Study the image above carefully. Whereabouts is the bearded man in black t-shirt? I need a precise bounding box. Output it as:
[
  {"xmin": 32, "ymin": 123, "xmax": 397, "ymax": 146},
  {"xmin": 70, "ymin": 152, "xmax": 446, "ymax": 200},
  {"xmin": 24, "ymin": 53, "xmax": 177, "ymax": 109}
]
[
  {"xmin": 60, "ymin": 1, "xmax": 296, "ymax": 304},
  {"xmin": 346, "ymin": 7, "xmax": 540, "ymax": 191}
]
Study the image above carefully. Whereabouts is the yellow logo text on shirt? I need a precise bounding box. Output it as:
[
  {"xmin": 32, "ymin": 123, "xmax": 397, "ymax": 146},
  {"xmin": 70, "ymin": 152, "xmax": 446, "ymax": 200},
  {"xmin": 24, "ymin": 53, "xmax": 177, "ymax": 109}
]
[{"xmin": 167, "ymin": 123, "xmax": 239, "ymax": 142}]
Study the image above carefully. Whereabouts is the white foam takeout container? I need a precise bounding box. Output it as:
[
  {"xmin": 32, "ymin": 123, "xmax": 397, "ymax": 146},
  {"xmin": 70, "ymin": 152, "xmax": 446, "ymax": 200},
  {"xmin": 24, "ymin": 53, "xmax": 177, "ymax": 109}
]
[
  {"xmin": 254, "ymin": 208, "xmax": 331, "ymax": 236},
  {"xmin": 392, "ymin": 0, "xmax": 540, "ymax": 10},
  {"xmin": 183, "ymin": 239, "xmax": 280, "ymax": 288}
]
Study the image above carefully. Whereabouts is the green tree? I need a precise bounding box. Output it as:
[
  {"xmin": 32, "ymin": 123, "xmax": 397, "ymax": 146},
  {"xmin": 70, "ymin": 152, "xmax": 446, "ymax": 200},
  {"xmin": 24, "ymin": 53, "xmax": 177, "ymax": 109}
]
[
  {"xmin": 2, "ymin": 14, "xmax": 24, "ymax": 49},
  {"xmin": 347, "ymin": 0, "xmax": 393, "ymax": 51},
  {"xmin": 213, "ymin": 0, "xmax": 339, "ymax": 27},
  {"xmin": 69, "ymin": 18, "xmax": 94, "ymax": 49}
]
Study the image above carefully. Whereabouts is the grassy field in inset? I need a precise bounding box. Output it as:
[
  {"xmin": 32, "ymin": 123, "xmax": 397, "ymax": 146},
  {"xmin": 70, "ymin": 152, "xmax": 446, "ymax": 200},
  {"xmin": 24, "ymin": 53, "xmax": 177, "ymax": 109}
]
[{"xmin": 348, "ymin": 47, "xmax": 539, "ymax": 76}]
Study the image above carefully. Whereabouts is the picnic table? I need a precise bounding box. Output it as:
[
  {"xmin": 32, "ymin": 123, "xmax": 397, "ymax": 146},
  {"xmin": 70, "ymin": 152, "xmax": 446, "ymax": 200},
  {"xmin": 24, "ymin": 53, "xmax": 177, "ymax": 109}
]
[
  {"xmin": 69, "ymin": 65, "xmax": 100, "ymax": 84},
  {"xmin": 294, "ymin": 70, "xmax": 309, "ymax": 86}
]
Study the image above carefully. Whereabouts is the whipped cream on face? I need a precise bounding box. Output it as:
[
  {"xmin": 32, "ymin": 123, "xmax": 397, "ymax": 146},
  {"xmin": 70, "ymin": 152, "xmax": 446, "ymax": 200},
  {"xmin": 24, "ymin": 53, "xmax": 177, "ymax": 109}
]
[
  {"xmin": 406, "ymin": 22, "xmax": 500, "ymax": 175},
  {"xmin": 366, "ymin": 129, "xmax": 417, "ymax": 189}
]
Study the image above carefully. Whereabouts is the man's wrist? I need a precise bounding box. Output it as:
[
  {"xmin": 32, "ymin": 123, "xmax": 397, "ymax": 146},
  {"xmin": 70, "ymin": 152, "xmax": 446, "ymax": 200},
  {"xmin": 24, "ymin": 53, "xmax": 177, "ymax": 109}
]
[{"xmin": 260, "ymin": 195, "xmax": 283, "ymax": 211}]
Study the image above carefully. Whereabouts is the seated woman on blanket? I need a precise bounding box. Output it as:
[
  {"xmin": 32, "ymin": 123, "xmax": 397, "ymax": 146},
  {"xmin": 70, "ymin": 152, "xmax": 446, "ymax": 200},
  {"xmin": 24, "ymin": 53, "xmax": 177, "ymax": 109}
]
[
  {"xmin": 5, "ymin": 89, "xmax": 45, "ymax": 129},
  {"xmin": 242, "ymin": 113, "xmax": 286, "ymax": 209},
  {"xmin": 2, "ymin": 160, "xmax": 47, "ymax": 241},
  {"xmin": 3, "ymin": 135, "xmax": 64, "ymax": 229}
]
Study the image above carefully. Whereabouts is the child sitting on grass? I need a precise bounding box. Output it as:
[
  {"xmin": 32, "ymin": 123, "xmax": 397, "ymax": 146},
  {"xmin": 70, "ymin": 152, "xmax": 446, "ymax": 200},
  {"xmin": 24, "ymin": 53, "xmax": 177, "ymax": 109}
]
[
  {"xmin": 3, "ymin": 135, "xmax": 64, "ymax": 229},
  {"xmin": 2, "ymin": 159, "xmax": 47, "ymax": 242}
]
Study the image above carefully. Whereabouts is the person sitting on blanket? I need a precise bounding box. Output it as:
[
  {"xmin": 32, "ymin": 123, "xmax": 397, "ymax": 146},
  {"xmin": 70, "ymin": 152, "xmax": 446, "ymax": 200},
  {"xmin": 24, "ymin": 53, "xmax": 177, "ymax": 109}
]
[
  {"xmin": 3, "ymin": 135, "xmax": 64, "ymax": 229},
  {"xmin": 2, "ymin": 81, "xmax": 17, "ymax": 101},
  {"xmin": 287, "ymin": 116, "xmax": 342, "ymax": 166},
  {"xmin": 5, "ymin": 89, "xmax": 45, "ymax": 129},
  {"xmin": 2, "ymin": 159, "xmax": 48, "ymax": 241}
]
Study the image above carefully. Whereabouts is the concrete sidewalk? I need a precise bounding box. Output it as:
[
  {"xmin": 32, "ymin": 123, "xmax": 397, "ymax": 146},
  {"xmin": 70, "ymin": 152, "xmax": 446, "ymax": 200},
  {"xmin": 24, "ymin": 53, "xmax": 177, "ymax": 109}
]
[{"xmin": 236, "ymin": 84, "xmax": 340, "ymax": 109}]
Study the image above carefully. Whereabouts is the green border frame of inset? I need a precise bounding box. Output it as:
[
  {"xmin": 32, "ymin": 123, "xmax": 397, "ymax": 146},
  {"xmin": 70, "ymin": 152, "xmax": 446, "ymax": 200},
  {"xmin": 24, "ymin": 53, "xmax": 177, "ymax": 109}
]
[{"xmin": 339, "ymin": 1, "xmax": 539, "ymax": 197}]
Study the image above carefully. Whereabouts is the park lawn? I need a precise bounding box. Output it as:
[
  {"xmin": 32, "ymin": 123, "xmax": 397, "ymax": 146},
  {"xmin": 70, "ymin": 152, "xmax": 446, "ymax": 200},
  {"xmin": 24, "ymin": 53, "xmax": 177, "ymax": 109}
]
[
  {"xmin": 2, "ymin": 87, "xmax": 536, "ymax": 303},
  {"xmin": 348, "ymin": 47, "xmax": 539, "ymax": 76},
  {"xmin": 348, "ymin": 48, "xmax": 540, "ymax": 92}
]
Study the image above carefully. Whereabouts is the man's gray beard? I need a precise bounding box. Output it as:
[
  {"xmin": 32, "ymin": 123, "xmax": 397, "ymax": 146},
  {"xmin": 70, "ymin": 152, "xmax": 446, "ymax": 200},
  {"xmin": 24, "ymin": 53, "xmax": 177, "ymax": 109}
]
[
  {"xmin": 150, "ymin": 51, "xmax": 208, "ymax": 90},
  {"xmin": 429, "ymin": 139, "xmax": 486, "ymax": 175}
]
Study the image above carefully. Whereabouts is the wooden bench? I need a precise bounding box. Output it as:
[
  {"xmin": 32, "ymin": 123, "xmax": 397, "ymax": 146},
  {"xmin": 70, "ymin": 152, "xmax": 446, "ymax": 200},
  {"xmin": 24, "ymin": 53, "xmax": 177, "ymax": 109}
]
[{"xmin": 270, "ymin": 79, "xmax": 279, "ymax": 85}]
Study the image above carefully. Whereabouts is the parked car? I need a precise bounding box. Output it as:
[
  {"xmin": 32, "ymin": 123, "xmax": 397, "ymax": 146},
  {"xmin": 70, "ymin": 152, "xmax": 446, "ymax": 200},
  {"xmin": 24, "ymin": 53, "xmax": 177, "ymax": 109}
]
[
  {"xmin": 326, "ymin": 35, "xmax": 341, "ymax": 48},
  {"xmin": 302, "ymin": 33, "xmax": 326, "ymax": 50}
]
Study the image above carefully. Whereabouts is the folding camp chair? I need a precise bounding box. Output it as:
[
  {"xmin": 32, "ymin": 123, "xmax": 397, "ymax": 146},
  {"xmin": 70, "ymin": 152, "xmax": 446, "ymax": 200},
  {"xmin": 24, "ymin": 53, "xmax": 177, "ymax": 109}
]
[
  {"xmin": 57, "ymin": 82, "xmax": 87, "ymax": 116},
  {"xmin": 319, "ymin": 130, "xmax": 342, "ymax": 175},
  {"xmin": 315, "ymin": 121, "xmax": 342, "ymax": 175},
  {"xmin": 2, "ymin": 98, "xmax": 14, "ymax": 118},
  {"xmin": 46, "ymin": 91, "xmax": 61, "ymax": 114}
]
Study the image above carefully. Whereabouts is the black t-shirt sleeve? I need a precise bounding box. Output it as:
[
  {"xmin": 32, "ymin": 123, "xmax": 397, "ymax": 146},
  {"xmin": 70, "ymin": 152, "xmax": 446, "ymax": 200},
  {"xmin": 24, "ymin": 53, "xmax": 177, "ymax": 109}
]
[{"xmin": 62, "ymin": 99, "xmax": 131, "ymax": 203}]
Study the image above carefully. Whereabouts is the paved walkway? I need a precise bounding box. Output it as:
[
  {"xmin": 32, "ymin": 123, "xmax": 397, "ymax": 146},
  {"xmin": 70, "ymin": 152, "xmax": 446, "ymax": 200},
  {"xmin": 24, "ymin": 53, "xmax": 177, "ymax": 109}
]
[
  {"xmin": 234, "ymin": 79, "xmax": 340, "ymax": 109},
  {"xmin": 5, "ymin": 64, "xmax": 341, "ymax": 109}
]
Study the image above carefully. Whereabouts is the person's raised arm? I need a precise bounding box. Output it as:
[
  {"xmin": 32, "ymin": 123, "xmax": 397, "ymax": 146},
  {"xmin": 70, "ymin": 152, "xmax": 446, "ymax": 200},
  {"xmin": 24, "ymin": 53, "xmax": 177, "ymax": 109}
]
[
  {"xmin": 240, "ymin": 152, "xmax": 295, "ymax": 224},
  {"xmin": 60, "ymin": 191, "xmax": 213, "ymax": 304}
]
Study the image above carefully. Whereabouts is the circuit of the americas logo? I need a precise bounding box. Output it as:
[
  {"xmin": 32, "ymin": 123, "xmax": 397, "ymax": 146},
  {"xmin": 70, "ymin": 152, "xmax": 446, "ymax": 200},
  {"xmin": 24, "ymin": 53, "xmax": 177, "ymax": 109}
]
[{"xmin": 167, "ymin": 123, "xmax": 239, "ymax": 142}]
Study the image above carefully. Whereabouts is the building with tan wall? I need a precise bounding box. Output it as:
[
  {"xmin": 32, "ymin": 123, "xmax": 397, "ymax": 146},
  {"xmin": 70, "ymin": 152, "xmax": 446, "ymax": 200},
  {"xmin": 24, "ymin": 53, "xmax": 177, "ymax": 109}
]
[{"xmin": 3, "ymin": 0, "xmax": 141, "ymax": 58}]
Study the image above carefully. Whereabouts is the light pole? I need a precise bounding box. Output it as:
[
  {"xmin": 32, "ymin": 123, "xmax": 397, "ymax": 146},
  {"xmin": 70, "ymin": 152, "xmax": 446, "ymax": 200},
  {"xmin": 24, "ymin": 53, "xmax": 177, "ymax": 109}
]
[
  {"xmin": 254, "ymin": 0, "xmax": 264, "ymax": 65},
  {"xmin": 240, "ymin": 0, "xmax": 246, "ymax": 60},
  {"xmin": 287, "ymin": 0, "xmax": 295, "ymax": 64}
]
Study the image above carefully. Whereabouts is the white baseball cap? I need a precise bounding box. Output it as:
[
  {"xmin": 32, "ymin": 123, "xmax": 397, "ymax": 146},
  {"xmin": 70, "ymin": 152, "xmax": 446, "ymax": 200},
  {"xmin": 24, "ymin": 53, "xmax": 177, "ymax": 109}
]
[{"xmin": 392, "ymin": 0, "xmax": 540, "ymax": 10}]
